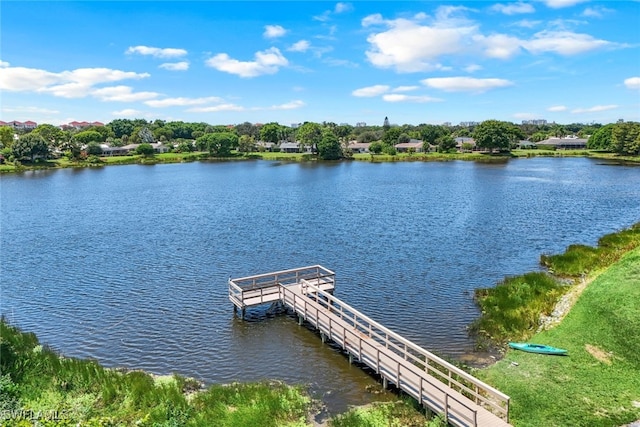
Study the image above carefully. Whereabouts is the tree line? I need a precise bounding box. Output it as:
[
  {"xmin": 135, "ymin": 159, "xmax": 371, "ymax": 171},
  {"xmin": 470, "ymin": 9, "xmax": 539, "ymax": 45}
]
[{"xmin": 1, "ymin": 118, "xmax": 638, "ymax": 164}]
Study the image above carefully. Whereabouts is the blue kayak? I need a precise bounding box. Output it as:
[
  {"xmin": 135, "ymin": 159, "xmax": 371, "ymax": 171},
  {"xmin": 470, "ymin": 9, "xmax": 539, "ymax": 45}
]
[{"xmin": 508, "ymin": 342, "xmax": 568, "ymax": 355}]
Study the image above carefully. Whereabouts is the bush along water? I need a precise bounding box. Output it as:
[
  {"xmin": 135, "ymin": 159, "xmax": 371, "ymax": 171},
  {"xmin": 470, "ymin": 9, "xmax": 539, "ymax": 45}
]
[
  {"xmin": 0, "ymin": 319, "xmax": 311, "ymax": 426},
  {"xmin": 470, "ymin": 222, "xmax": 640, "ymax": 346}
]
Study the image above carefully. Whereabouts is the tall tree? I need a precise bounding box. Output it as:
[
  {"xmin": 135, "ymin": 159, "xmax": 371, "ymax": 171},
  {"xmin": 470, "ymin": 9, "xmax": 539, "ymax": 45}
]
[
  {"xmin": 611, "ymin": 122, "xmax": 640, "ymax": 156},
  {"xmin": 196, "ymin": 132, "xmax": 238, "ymax": 156},
  {"xmin": 72, "ymin": 130, "xmax": 103, "ymax": 145},
  {"xmin": 296, "ymin": 122, "xmax": 322, "ymax": 154},
  {"xmin": 107, "ymin": 119, "xmax": 136, "ymax": 139},
  {"xmin": 32, "ymin": 124, "xmax": 67, "ymax": 148},
  {"xmin": 0, "ymin": 126, "xmax": 15, "ymax": 149},
  {"xmin": 587, "ymin": 124, "xmax": 614, "ymax": 150},
  {"xmin": 317, "ymin": 129, "xmax": 342, "ymax": 160},
  {"xmin": 259, "ymin": 122, "xmax": 284, "ymax": 144},
  {"xmin": 12, "ymin": 134, "xmax": 50, "ymax": 162},
  {"xmin": 473, "ymin": 120, "xmax": 513, "ymax": 153},
  {"xmin": 381, "ymin": 127, "xmax": 402, "ymax": 146}
]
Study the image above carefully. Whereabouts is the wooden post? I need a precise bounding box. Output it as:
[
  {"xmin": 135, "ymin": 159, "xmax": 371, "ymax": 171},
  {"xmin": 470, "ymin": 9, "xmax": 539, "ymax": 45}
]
[
  {"xmin": 321, "ymin": 332, "xmax": 326, "ymax": 343},
  {"xmin": 348, "ymin": 353, "xmax": 354, "ymax": 365},
  {"xmin": 240, "ymin": 308, "xmax": 245, "ymax": 320},
  {"xmin": 298, "ymin": 314, "xmax": 304, "ymax": 326},
  {"xmin": 382, "ymin": 377, "xmax": 388, "ymax": 389}
]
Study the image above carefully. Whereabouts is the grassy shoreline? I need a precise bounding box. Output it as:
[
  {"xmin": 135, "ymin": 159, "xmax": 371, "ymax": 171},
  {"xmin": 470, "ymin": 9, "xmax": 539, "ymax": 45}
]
[
  {"xmin": 470, "ymin": 222, "xmax": 640, "ymax": 347},
  {"xmin": 1, "ymin": 149, "xmax": 639, "ymax": 174},
  {"xmin": 476, "ymin": 246, "xmax": 640, "ymax": 426}
]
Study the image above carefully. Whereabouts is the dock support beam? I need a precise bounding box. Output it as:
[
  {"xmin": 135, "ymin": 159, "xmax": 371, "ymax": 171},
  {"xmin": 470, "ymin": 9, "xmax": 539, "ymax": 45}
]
[
  {"xmin": 382, "ymin": 377, "xmax": 388, "ymax": 389},
  {"xmin": 298, "ymin": 315, "xmax": 304, "ymax": 326},
  {"xmin": 348, "ymin": 353, "xmax": 354, "ymax": 364},
  {"xmin": 321, "ymin": 332, "xmax": 326, "ymax": 343},
  {"xmin": 233, "ymin": 305, "xmax": 245, "ymax": 320}
]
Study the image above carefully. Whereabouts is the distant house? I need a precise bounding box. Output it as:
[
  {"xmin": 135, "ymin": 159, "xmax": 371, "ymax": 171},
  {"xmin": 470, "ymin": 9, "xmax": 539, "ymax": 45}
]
[
  {"xmin": 455, "ymin": 137, "xmax": 476, "ymax": 151},
  {"xmin": 536, "ymin": 137, "xmax": 588, "ymax": 150},
  {"xmin": 256, "ymin": 141, "xmax": 275, "ymax": 152},
  {"xmin": 394, "ymin": 139, "xmax": 424, "ymax": 153},
  {"xmin": 99, "ymin": 144, "xmax": 130, "ymax": 156},
  {"xmin": 63, "ymin": 121, "xmax": 104, "ymax": 130},
  {"xmin": 97, "ymin": 143, "xmax": 169, "ymax": 156},
  {"xmin": 347, "ymin": 142, "xmax": 371, "ymax": 154},
  {"xmin": 279, "ymin": 142, "xmax": 301, "ymax": 153},
  {"xmin": 517, "ymin": 140, "xmax": 537, "ymax": 149},
  {"xmin": 2, "ymin": 120, "xmax": 38, "ymax": 130}
]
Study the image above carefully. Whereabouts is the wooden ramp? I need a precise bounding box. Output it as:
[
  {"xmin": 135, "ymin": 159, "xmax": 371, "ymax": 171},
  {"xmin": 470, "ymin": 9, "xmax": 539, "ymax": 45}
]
[{"xmin": 229, "ymin": 266, "xmax": 510, "ymax": 427}]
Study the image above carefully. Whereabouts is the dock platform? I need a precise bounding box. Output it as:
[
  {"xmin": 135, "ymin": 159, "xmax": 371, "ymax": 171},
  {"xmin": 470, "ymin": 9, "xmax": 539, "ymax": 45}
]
[{"xmin": 228, "ymin": 265, "xmax": 510, "ymax": 427}]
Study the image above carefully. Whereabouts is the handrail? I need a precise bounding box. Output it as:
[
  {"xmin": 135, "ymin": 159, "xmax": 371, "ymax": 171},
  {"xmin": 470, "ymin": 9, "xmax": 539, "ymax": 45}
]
[
  {"xmin": 300, "ymin": 282, "xmax": 509, "ymax": 419},
  {"xmin": 230, "ymin": 265, "xmax": 335, "ymax": 288},
  {"xmin": 280, "ymin": 285, "xmax": 487, "ymax": 426}
]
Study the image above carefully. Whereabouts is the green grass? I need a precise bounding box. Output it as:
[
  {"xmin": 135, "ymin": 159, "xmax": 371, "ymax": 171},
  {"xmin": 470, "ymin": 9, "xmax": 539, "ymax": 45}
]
[
  {"xmin": 0, "ymin": 320, "xmax": 311, "ymax": 426},
  {"xmin": 470, "ymin": 272, "xmax": 566, "ymax": 344},
  {"xmin": 541, "ymin": 223, "xmax": 640, "ymax": 277},
  {"xmin": 478, "ymin": 247, "xmax": 640, "ymax": 427},
  {"xmin": 329, "ymin": 399, "xmax": 444, "ymax": 427},
  {"xmin": 471, "ymin": 223, "xmax": 640, "ymax": 345}
]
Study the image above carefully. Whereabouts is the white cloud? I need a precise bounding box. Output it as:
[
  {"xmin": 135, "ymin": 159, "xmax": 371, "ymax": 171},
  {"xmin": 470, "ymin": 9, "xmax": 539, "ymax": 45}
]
[
  {"xmin": 0, "ymin": 64, "xmax": 150, "ymax": 99},
  {"xmin": 2, "ymin": 106, "xmax": 59, "ymax": 114},
  {"xmin": 126, "ymin": 45, "xmax": 187, "ymax": 58},
  {"xmin": 335, "ymin": 3, "xmax": 353, "ymax": 13},
  {"xmin": 206, "ymin": 47, "xmax": 288, "ymax": 78},
  {"xmin": 92, "ymin": 85, "xmax": 160, "ymax": 102},
  {"xmin": 362, "ymin": 13, "xmax": 384, "ymax": 27},
  {"xmin": 313, "ymin": 11, "xmax": 331, "ymax": 22},
  {"xmin": 512, "ymin": 19, "xmax": 542, "ymax": 28},
  {"xmin": 187, "ymin": 104, "xmax": 245, "ymax": 113},
  {"xmin": 111, "ymin": 109, "xmax": 144, "ymax": 117},
  {"xmin": 382, "ymin": 94, "xmax": 442, "ymax": 103},
  {"xmin": 524, "ymin": 30, "xmax": 613, "ymax": 55},
  {"xmin": 145, "ymin": 96, "xmax": 224, "ymax": 108},
  {"xmin": 323, "ymin": 58, "xmax": 359, "ymax": 68},
  {"xmin": 391, "ymin": 86, "xmax": 419, "ymax": 92},
  {"xmin": 422, "ymin": 77, "xmax": 513, "ymax": 93},
  {"xmin": 543, "ymin": 0, "xmax": 588, "ymax": 9},
  {"xmin": 572, "ymin": 105, "xmax": 618, "ymax": 113},
  {"xmin": 288, "ymin": 40, "xmax": 311, "ymax": 53},
  {"xmin": 581, "ymin": 6, "xmax": 612, "ymax": 18},
  {"xmin": 473, "ymin": 34, "xmax": 522, "ymax": 59},
  {"xmin": 624, "ymin": 77, "xmax": 640, "ymax": 90},
  {"xmin": 364, "ymin": 16, "xmax": 474, "ymax": 72},
  {"xmin": 264, "ymin": 25, "xmax": 287, "ymax": 39},
  {"xmin": 465, "ymin": 64, "xmax": 483, "ymax": 73},
  {"xmin": 0, "ymin": 60, "xmax": 9, "ymax": 67},
  {"xmin": 159, "ymin": 61, "xmax": 189, "ymax": 71},
  {"xmin": 352, "ymin": 85, "xmax": 390, "ymax": 97},
  {"xmin": 547, "ymin": 105, "xmax": 568, "ymax": 112},
  {"xmin": 268, "ymin": 100, "xmax": 305, "ymax": 110},
  {"xmin": 491, "ymin": 2, "xmax": 535, "ymax": 15}
]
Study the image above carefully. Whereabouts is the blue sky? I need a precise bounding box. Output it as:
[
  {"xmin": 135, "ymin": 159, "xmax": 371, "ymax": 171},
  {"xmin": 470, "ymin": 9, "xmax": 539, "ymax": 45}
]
[{"xmin": 1, "ymin": 1, "xmax": 639, "ymax": 127}]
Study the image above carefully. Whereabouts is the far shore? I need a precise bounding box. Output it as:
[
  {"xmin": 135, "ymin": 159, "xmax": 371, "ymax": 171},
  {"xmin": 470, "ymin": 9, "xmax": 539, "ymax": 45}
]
[{"xmin": 1, "ymin": 148, "xmax": 639, "ymax": 174}]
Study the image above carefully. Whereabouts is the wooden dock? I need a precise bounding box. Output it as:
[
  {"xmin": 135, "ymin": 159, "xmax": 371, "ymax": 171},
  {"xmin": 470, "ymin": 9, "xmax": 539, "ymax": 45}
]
[{"xmin": 228, "ymin": 266, "xmax": 511, "ymax": 427}]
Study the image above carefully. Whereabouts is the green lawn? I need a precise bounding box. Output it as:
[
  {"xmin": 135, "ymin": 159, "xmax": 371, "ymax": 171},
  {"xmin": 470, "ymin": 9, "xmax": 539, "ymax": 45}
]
[{"xmin": 477, "ymin": 247, "xmax": 640, "ymax": 427}]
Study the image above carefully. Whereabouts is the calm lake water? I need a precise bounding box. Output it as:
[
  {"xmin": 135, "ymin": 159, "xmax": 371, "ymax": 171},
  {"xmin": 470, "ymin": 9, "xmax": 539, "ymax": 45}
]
[{"xmin": 1, "ymin": 157, "xmax": 639, "ymax": 414}]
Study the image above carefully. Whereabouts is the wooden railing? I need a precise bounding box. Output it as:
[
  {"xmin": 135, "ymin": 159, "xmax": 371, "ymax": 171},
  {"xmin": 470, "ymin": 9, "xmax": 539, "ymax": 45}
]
[
  {"xmin": 229, "ymin": 265, "xmax": 335, "ymax": 306},
  {"xmin": 282, "ymin": 281, "xmax": 509, "ymax": 424}
]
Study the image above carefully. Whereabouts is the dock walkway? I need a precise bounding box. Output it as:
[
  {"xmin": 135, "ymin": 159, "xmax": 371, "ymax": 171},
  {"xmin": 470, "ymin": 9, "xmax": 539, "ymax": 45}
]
[{"xmin": 228, "ymin": 265, "xmax": 510, "ymax": 427}]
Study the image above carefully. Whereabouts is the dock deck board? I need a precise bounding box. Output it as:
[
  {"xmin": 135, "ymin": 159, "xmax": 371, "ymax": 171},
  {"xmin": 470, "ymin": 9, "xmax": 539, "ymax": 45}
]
[{"xmin": 229, "ymin": 266, "xmax": 511, "ymax": 427}]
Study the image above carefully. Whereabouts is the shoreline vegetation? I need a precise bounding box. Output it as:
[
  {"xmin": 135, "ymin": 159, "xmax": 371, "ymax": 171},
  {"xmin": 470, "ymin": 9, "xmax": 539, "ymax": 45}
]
[
  {"xmin": 1, "ymin": 230, "xmax": 639, "ymax": 426},
  {"xmin": 1, "ymin": 149, "xmax": 639, "ymax": 174}
]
